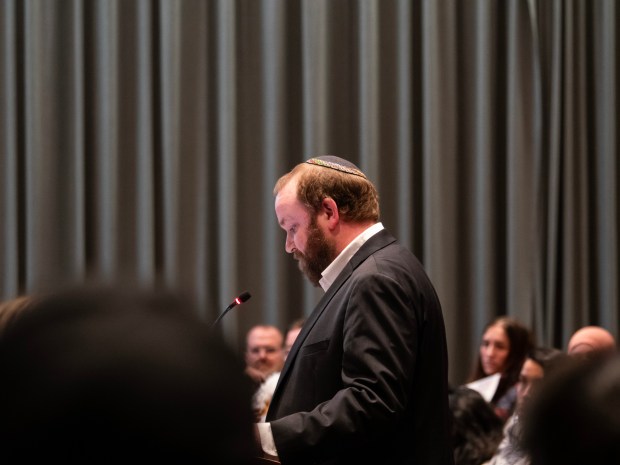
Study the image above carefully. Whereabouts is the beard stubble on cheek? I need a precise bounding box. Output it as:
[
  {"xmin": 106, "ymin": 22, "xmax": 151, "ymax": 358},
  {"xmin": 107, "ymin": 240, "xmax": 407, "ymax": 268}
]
[{"xmin": 294, "ymin": 219, "xmax": 336, "ymax": 287}]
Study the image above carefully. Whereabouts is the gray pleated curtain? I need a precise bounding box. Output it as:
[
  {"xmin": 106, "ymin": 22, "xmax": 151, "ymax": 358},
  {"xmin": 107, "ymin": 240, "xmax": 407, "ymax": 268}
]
[{"xmin": 0, "ymin": 0, "xmax": 617, "ymax": 383}]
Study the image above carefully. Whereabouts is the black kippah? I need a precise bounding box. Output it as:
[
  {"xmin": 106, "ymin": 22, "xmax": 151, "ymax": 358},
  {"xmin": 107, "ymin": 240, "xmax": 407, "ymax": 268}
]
[{"xmin": 305, "ymin": 156, "xmax": 367, "ymax": 178}]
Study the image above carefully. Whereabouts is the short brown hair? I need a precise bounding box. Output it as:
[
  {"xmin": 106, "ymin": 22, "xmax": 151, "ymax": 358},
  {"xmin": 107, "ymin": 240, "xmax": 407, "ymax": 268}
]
[{"xmin": 274, "ymin": 162, "xmax": 380, "ymax": 223}]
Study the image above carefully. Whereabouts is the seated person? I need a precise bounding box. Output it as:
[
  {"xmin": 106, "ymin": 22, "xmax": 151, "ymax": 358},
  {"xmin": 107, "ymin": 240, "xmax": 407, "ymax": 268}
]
[
  {"xmin": 245, "ymin": 324, "xmax": 285, "ymax": 421},
  {"xmin": 245, "ymin": 325, "xmax": 285, "ymax": 384},
  {"xmin": 283, "ymin": 318, "xmax": 305, "ymax": 360},
  {"xmin": 253, "ymin": 319, "xmax": 306, "ymax": 423},
  {"xmin": 0, "ymin": 285, "xmax": 255, "ymax": 464},
  {"xmin": 466, "ymin": 317, "xmax": 534, "ymax": 422},
  {"xmin": 449, "ymin": 386, "xmax": 504, "ymax": 465},
  {"xmin": 486, "ymin": 346, "xmax": 567, "ymax": 465},
  {"xmin": 566, "ymin": 325, "xmax": 616, "ymax": 359}
]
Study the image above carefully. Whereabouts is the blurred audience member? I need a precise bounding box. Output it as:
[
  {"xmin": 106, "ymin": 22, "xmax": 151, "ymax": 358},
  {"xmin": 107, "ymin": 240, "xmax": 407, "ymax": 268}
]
[
  {"xmin": 0, "ymin": 286, "xmax": 255, "ymax": 464},
  {"xmin": 245, "ymin": 325, "xmax": 285, "ymax": 422},
  {"xmin": 514, "ymin": 347, "xmax": 566, "ymax": 411},
  {"xmin": 467, "ymin": 317, "xmax": 534, "ymax": 421},
  {"xmin": 522, "ymin": 354, "xmax": 620, "ymax": 465},
  {"xmin": 486, "ymin": 347, "xmax": 567, "ymax": 465},
  {"xmin": 253, "ymin": 319, "xmax": 306, "ymax": 422},
  {"xmin": 245, "ymin": 325, "xmax": 285, "ymax": 385},
  {"xmin": 566, "ymin": 325, "xmax": 616, "ymax": 359},
  {"xmin": 283, "ymin": 318, "xmax": 305, "ymax": 359},
  {"xmin": 449, "ymin": 386, "xmax": 503, "ymax": 465},
  {"xmin": 253, "ymin": 371, "xmax": 280, "ymax": 423}
]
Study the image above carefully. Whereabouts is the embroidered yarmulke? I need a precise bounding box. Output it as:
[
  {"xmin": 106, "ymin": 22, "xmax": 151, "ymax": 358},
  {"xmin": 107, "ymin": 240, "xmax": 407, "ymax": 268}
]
[{"xmin": 305, "ymin": 156, "xmax": 367, "ymax": 178}]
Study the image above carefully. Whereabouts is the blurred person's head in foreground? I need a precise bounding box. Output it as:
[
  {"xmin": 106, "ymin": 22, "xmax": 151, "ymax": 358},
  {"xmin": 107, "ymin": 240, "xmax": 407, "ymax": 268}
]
[
  {"xmin": 522, "ymin": 354, "xmax": 620, "ymax": 465},
  {"xmin": 0, "ymin": 295, "xmax": 36, "ymax": 336},
  {"xmin": 449, "ymin": 386, "xmax": 503, "ymax": 465},
  {"xmin": 0, "ymin": 285, "xmax": 255, "ymax": 464}
]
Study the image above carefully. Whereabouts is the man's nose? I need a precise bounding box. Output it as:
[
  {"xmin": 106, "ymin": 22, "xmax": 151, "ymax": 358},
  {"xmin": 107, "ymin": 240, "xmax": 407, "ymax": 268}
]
[{"xmin": 285, "ymin": 236, "xmax": 295, "ymax": 254}]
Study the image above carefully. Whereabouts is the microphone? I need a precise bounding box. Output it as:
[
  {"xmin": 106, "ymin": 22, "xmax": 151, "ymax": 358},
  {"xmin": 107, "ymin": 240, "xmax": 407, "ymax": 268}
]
[{"xmin": 211, "ymin": 291, "xmax": 251, "ymax": 327}]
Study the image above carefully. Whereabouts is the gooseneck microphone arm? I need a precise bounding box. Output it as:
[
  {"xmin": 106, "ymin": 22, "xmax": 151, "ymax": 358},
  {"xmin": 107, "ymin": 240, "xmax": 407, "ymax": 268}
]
[{"xmin": 211, "ymin": 291, "xmax": 252, "ymax": 328}]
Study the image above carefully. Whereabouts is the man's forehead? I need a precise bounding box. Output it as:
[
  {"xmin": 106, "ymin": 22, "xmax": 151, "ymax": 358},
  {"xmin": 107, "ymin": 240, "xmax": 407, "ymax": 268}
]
[
  {"xmin": 248, "ymin": 327, "xmax": 282, "ymax": 342},
  {"xmin": 275, "ymin": 179, "xmax": 298, "ymax": 209},
  {"xmin": 276, "ymin": 193, "xmax": 310, "ymax": 226}
]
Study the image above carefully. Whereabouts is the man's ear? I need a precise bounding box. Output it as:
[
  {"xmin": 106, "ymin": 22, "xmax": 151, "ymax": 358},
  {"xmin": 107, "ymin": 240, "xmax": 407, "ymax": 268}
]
[{"xmin": 321, "ymin": 197, "xmax": 339, "ymax": 229}]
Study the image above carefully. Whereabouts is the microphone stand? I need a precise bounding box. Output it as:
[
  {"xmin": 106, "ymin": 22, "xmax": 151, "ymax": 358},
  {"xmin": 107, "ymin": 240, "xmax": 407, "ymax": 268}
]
[{"xmin": 211, "ymin": 291, "xmax": 252, "ymax": 328}]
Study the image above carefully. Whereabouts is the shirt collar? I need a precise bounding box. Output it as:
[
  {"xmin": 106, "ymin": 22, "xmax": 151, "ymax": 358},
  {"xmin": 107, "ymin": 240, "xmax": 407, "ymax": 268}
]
[{"xmin": 319, "ymin": 222, "xmax": 384, "ymax": 292}]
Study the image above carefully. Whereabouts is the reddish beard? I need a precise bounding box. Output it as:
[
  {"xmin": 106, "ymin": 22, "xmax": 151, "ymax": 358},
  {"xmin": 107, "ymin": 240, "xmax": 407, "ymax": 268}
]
[{"xmin": 294, "ymin": 217, "xmax": 337, "ymax": 287}]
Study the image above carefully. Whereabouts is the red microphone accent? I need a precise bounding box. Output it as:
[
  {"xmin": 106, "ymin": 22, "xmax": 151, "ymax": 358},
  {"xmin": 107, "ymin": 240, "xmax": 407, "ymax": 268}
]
[{"xmin": 211, "ymin": 291, "xmax": 252, "ymax": 328}]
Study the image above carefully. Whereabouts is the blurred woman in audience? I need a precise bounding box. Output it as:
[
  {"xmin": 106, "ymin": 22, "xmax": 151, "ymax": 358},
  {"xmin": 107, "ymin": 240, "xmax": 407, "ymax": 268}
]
[
  {"xmin": 467, "ymin": 317, "xmax": 534, "ymax": 421},
  {"xmin": 485, "ymin": 346, "xmax": 567, "ymax": 465}
]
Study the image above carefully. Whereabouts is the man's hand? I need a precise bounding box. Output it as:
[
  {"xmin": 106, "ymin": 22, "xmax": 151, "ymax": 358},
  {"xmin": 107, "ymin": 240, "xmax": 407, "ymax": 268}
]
[{"xmin": 245, "ymin": 365, "xmax": 267, "ymax": 384}]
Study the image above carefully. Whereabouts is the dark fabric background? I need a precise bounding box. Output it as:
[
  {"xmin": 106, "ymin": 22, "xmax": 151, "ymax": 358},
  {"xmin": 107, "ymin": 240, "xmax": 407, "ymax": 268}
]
[{"xmin": 0, "ymin": 0, "xmax": 618, "ymax": 384}]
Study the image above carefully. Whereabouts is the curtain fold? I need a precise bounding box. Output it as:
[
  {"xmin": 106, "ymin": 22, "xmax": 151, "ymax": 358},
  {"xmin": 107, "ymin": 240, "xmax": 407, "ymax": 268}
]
[
  {"xmin": 0, "ymin": 0, "xmax": 19, "ymax": 296},
  {"xmin": 535, "ymin": 0, "xmax": 619, "ymax": 349},
  {"xmin": 591, "ymin": 0, "xmax": 618, "ymax": 333},
  {"xmin": 0, "ymin": 0, "xmax": 617, "ymax": 383}
]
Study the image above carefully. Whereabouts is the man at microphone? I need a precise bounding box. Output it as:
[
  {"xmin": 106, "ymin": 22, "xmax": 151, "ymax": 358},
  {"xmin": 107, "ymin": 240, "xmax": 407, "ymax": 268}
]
[{"xmin": 255, "ymin": 156, "xmax": 454, "ymax": 464}]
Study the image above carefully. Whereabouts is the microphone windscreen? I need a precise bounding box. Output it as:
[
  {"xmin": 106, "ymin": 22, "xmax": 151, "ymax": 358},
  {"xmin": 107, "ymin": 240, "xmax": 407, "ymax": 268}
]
[{"xmin": 238, "ymin": 291, "xmax": 251, "ymax": 303}]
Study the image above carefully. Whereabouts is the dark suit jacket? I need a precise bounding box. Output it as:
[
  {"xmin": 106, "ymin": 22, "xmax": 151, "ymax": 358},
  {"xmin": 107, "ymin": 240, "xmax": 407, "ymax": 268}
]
[{"xmin": 266, "ymin": 230, "xmax": 454, "ymax": 465}]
